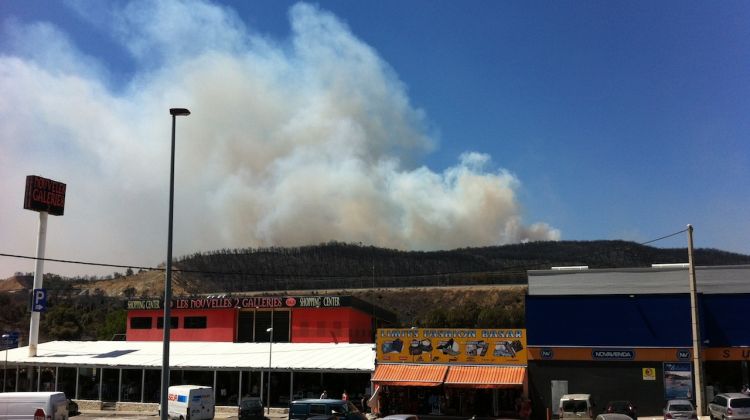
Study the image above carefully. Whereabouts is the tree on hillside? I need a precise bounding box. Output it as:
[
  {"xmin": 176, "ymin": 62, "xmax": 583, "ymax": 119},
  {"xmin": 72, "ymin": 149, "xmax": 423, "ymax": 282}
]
[
  {"xmin": 97, "ymin": 310, "xmax": 126, "ymax": 340},
  {"xmin": 42, "ymin": 306, "xmax": 83, "ymax": 340}
]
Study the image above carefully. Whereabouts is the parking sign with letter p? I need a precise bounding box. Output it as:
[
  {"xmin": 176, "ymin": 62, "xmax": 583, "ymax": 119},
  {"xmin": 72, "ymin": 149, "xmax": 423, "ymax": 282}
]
[{"xmin": 32, "ymin": 288, "xmax": 47, "ymax": 312}]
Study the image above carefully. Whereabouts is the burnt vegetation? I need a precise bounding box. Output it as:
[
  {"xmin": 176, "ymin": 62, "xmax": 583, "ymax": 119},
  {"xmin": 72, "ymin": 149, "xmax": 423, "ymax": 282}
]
[{"xmin": 2, "ymin": 240, "xmax": 748, "ymax": 342}]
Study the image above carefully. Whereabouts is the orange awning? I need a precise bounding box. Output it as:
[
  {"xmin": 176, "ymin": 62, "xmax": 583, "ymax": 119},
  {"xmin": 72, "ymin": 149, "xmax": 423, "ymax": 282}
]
[
  {"xmin": 444, "ymin": 365, "xmax": 526, "ymax": 389},
  {"xmin": 372, "ymin": 364, "xmax": 448, "ymax": 387}
]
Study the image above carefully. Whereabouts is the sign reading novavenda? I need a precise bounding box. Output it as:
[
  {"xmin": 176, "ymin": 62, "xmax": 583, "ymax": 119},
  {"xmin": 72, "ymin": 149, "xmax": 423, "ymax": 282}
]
[{"xmin": 24, "ymin": 175, "xmax": 66, "ymax": 216}]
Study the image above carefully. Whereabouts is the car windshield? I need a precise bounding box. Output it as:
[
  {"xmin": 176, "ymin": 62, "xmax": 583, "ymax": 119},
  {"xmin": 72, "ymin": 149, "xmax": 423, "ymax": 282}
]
[
  {"xmin": 564, "ymin": 401, "xmax": 589, "ymax": 412},
  {"xmin": 669, "ymin": 404, "xmax": 693, "ymax": 411},
  {"xmin": 731, "ymin": 398, "xmax": 750, "ymax": 408}
]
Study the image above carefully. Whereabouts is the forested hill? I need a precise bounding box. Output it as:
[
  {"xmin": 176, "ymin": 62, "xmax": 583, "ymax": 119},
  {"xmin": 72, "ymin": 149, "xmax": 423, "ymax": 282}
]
[
  {"xmin": 170, "ymin": 240, "xmax": 750, "ymax": 292},
  {"xmin": 1, "ymin": 240, "xmax": 748, "ymax": 341}
]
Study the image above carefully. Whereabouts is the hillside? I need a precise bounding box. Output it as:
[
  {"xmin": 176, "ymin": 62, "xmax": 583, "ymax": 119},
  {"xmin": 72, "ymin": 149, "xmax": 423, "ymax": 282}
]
[
  {"xmin": 3, "ymin": 240, "xmax": 750, "ymax": 298},
  {"xmin": 1, "ymin": 240, "xmax": 748, "ymax": 342}
]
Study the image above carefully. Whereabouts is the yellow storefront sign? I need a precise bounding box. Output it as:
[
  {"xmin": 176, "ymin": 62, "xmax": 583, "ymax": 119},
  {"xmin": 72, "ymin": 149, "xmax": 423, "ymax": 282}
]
[
  {"xmin": 376, "ymin": 328, "xmax": 527, "ymax": 365},
  {"xmin": 643, "ymin": 367, "xmax": 656, "ymax": 381}
]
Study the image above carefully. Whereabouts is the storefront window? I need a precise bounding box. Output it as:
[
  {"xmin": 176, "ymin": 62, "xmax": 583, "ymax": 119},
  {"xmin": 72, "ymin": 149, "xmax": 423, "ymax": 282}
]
[
  {"xmin": 39, "ymin": 367, "xmax": 55, "ymax": 391},
  {"xmin": 101, "ymin": 368, "xmax": 119, "ymax": 402},
  {"xmin": 292, "ymin": 372, "xmax": 326, "ymax": 400},
  {"xmin": 240, "ymin": 370, "xmax": 262, "ymax": 398},
  {"xmin": 17, "ymin": 367, "xmax": 37, "ymax": 391},
  {"xmin": 2, "ymin": 366, "xmax": 18, "ymax": 392},
  {"xmin": 173, "ymin": 370, "xmax": 213, "ymax": 387},
  {"xmin": 58, "ymin": 367, "xmax": 77, "ymax": 399},
  {"xmin": 143, "ymin": 369, "xmax": 161, "ymax": 403},
  {"xmin": 216, "ymin": 371, "xmax": 240, "ymax": 406},
  {"xmin": 121, "ymin": 369, "xmax": 143, "ymax": 402},
  {"xmin": 78, "ymin": 367, "xmax": 99, "ymax": 400}
]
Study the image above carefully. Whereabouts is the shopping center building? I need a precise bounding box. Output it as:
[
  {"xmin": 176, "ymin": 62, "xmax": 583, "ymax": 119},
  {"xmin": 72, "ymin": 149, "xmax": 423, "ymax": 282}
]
[
  {"xmin": 525, "ymin": 264, "xmax": 750, "ymax": 418},
  {"xmin": 0, "ymin": 294, "xmax": 395, "ymax": 410},
  {"xmin": 372, "ymin": 328, "xmax": 528, "ymax": 417}
]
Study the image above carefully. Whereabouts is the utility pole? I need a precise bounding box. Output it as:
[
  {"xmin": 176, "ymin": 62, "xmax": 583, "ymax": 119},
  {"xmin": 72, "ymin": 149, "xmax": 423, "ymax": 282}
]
[{"xmin": 687, "ymin": 224, "xmax": 704, "ymax": 416}]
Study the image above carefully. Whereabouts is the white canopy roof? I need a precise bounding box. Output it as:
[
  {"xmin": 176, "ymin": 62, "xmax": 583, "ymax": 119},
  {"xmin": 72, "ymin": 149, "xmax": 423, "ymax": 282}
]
[{"xmin": 1, "ymin": 341, "xmax": 375, "ymax": 373}]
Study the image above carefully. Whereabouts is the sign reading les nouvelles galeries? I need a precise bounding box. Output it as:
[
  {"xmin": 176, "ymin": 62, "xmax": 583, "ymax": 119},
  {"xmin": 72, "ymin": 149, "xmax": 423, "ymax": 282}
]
[
  {"xmin": 126, "ymin": 295, "xmax": 349, "ymax": 310},
  {"xmin": 24, "ymin": 175, "xmax": 66, "ymax": 216}
]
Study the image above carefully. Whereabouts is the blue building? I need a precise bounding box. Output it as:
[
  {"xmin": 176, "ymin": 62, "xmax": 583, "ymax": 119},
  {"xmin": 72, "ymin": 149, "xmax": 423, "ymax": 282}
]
[{"xmin": 525, "ymin": 264, "xmax": 750, "ymax": 418}]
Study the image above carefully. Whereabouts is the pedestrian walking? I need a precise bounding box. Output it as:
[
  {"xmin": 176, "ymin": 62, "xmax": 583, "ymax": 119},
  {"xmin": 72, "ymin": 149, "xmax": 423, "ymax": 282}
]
[
  {"xmin": 342, "ymin": 390, "xmax": 349, "ymax": 401},
  {"xmin": 320, "ymin": 390, "xmax": 328, "ymax": 399}
]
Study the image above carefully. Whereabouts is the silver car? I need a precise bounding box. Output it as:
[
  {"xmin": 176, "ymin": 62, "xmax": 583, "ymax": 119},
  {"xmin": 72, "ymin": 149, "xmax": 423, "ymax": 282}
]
[
  {"xmin": 708, "ymin": 393, "xmax": 750, "ymax": 420},
  {"xmin": 664, "ymin": 399, "xmax": 696, "ymax": 420}
]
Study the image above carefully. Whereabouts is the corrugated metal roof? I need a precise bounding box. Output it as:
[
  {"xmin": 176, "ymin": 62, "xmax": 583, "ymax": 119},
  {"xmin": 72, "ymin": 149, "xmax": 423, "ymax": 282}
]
[
  {"xmin": 1, "ymin": 341, "xmax": 375, "ymax": 372},
  {"xmin": 444, "ymin": 365, "xmax": 525, "ymax": 388},
  {"xmin": 371, "ymin": 364, "xmax": 448, "ymax": 386},
  {"xmin": 528, "ymin": 265, "xmax": 750, "ymax": 295}
]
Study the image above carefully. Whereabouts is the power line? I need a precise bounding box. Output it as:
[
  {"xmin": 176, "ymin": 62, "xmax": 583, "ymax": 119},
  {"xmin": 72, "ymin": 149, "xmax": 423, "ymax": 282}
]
[{"xmin": 639, "ymin": 228, "xmax": 688, "ymax": 246}]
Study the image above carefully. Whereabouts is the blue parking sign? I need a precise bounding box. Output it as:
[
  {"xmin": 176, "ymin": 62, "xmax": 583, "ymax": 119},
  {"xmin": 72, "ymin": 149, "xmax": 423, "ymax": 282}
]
[{"xmin": 32, "ymin": 288, "xmax": 47, "ymax": 312}]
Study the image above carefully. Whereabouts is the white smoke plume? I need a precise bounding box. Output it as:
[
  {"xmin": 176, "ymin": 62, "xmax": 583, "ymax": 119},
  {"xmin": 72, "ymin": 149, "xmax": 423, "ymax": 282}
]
[{"xmin": 0, "ymin": 1, "xmax": 559, "ymax": 277}]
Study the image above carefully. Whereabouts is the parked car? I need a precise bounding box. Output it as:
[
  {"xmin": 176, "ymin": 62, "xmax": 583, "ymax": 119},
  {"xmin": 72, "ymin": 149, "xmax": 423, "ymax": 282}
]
[
  {"xmin": 381, "ymin": 415, "xmax": 419, "ymax": 420},
  {"xmin": 596, "ymin": 414, "xmax": 633, "ymax": 420},
  {"xmin": 289, "ymin": 399, "xmax": 366, "ymax": 420},
  {"xmin": 68, "ymin": 398, "xmax": 80, "ymax": 416},
  {"xmin": 606, "ymin": 400, "xmax": 637, "ymax": 419},
  {"xmin": 664, "ymin": 399, "xmax": 696, "ymax": 420},
  {"xmin": 708, "ymin": 393, "xmax": 750, "ymax": 420},
  {"xmin": 560, "ymin": 394, "xmax": 595, "ymax": 420},
  {"xmin": 239, "ymin": 397, "xmax": 265, "ymax": 420}
]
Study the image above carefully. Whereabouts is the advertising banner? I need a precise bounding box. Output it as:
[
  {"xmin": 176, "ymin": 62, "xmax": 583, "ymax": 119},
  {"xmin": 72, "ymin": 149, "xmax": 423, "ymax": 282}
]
[
  {"xmin": 377, "ymin": 328, "xmax": 527, "ymax": 365},
  {"xmin": 664, "ymin": 362, "xmax": 693, "ymax": 400}
]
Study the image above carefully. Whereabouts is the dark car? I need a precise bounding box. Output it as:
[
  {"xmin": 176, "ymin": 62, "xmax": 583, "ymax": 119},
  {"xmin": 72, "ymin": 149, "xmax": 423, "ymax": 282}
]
[
  {"xmin": 67, "ymin": 399, "xmax": 80, "ymax": 417},
  {"xmin": 239, "ymin": 397, "xmax": 265, "ymax": 420},
  {"xmin": 606, "ymin": 401, "xmax": 637, "ymax": 419},
  {"xmin": 289, "ymin": 399, "xmax": 366, "ymax": 420}
]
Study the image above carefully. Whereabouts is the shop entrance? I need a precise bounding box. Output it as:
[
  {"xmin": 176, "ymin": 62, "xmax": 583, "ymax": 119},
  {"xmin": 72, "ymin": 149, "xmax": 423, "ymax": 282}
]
[{"xmin": 378, "ymin": 385, "xmax": 522, "ymax": 417}]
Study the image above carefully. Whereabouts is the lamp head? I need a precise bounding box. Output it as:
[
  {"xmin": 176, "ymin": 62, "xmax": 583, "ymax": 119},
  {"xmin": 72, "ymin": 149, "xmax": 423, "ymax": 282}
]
[
  {"xmin": 170, "ymin": 108, "xmax": 191, "ymax": 116},
  {"xmin": 266, "ymin": 327, "xmax": 273, "ymax": 332}
]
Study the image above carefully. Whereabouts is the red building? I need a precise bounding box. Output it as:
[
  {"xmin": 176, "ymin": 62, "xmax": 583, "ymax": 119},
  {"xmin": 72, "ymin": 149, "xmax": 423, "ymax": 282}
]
[{"xmin": 126, "ymin": 294, "xmax": 394, "ymax": 344}]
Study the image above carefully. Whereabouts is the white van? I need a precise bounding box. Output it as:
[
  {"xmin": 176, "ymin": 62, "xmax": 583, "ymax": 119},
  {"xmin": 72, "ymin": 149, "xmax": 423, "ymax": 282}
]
[
  {"xmin": 167, "ymin": 385, "xmax": 214, "ymax": 420},
  {"xmin": 559, "ymin": 394, "xmax": 594, "ymax": 420},
  {"xmin": 0, "ymin": 391, "xmax": 68, "ymax": 420}
]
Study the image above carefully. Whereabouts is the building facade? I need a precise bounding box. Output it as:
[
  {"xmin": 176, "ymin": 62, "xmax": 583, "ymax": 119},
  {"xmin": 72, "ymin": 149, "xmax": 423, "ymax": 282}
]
[
  {"xmin": 0, "ymin": 294, "xmax": 395, "ymax": 410},
  {"xmin": 525, "ymin": 264, "xmax": 750, "ymax": 418},
  {"xmin": 373, "ymin": 328, "xmax": 528, "ymax": 418},
  {"xmin": 125, "ymin": 295, "xmax": 388, "ymax": 344}
]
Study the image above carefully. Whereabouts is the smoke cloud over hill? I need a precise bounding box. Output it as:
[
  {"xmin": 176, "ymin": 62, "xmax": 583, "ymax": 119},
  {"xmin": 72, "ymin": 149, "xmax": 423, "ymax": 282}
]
[{"xmin": 0, "ymin": 1, "xmax": 559, "ymax": 277}]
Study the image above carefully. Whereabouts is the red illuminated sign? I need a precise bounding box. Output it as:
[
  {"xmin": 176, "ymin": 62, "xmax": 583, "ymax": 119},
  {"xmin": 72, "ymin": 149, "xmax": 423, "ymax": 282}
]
[{"xmin": 24, "ymin": 175, "xmax": 66, "ymax": 216}]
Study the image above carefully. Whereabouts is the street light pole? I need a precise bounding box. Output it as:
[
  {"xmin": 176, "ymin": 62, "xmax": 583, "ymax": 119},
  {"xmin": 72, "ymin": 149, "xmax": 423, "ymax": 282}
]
[
  {"xmin": 266, "ymin": 327, "xmax": 273, "ymax": 414},
  {"xmin": 160, "ymin": 108, "xmax": 190, "ymax": 420}
]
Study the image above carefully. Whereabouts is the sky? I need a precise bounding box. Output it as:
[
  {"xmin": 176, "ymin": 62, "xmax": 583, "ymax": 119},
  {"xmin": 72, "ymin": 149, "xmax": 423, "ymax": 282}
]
[{"xmin": 1, "ymin": 1, "xmax": 748, "ymax": 278}]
